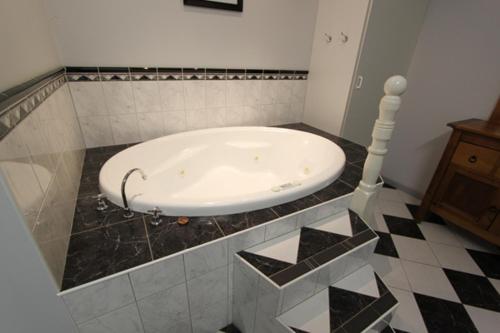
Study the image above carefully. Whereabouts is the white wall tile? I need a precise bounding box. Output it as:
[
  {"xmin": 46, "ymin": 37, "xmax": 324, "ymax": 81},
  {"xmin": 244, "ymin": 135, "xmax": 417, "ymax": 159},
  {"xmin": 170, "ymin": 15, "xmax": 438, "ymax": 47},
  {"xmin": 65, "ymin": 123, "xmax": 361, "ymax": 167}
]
[
  {"xmin": 79, "ymin": 115, "xmax": 114, "ymax": 148},
  {"xmin": 276, "ymin": 80, "xmax": 292, "ymax": 104},
  {"xmin": 226, "ymin": 81, "xmax": 245, "ymax": 107},
  {"xmin": 129, "ymin": 254, "xmax": 186, "ymax": 300},
  {"xmin": 228, "ymin": 226, "xmax": 266, "ymax": 263},
  {"xmin": 186, "ymin": 108, "xmax": 208, "ymax": 130},
  {"xmin": 62, "ymin": 275, "xmax": 135, "ymax": 324},
  {"xmin": 109, "ymin": 114, "xmax": 141, "ymax": 144},
  {"xmin": 243, "ymin": 80, "xmax": 261, "ymax": 106},
  {"xmin": 102, "ymin": 81, "xmax": 135, "ymax": 115},
  {"xmin": 184, "ymin": 240, "xmax": 228, "ymax": 280},
  {"xmin": 205, "ymin": 107, "xmax": 227, "ymax": 128},
  {"xmin": 163, "ymin": 111, "xmax": 187, "ymax": 134},
  {"xmin": 261, "ymin": 80, "xmax": 278, "ymax": 105},
  {"xmin": 264, "ymin": 215, "xmax": 298, "ymax": 240},
  {"xmin": 132, "ymin": 81, "xmax": 162, "ymax": 113},
  {"xmin": 78, "ymin": 303, "xmax": 144, "ymax": 333},
  {"xmin": 137, "ymin": 112, "xmax": 165, "ymax": 141},
  {"xmin": 159, "ymin": 81, "xmax": 185, "ymax": 111},
  {"xmin": 187, "ymin": 266, "xmax": 229, "ymax": 333},
  {"xmin": 205, "ymin": 80, "xmax": 226, "ymax": 108},
  {"xmin": 69, "ymin": 82, "xmax": 108, "ymax": 117},
  {"xmin": 225, "ymin": 106, "xmax": 247, "ymax": 126},
  {"xmin": 183, "ymin": 81, "xmax": 205, "ymax": 110},
  {"xmin": 137, "ymin": 283, "xmax": 191, "ymax": 333},
  {"xmin": 281, "ymin": 271, "xmax": 319, "ymax": 313},
  {"xmin": 232, "ymin": 260, "xmax": 259, "ymax": 333}
]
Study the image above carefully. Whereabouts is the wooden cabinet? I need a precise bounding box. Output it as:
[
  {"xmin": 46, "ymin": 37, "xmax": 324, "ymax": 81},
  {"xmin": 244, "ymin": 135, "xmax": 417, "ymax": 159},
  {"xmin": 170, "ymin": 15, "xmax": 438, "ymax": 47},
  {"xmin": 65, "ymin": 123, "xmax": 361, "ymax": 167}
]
[{"xmin": 418, "ymin": 116, "xmax": 500, "ymax": 246}]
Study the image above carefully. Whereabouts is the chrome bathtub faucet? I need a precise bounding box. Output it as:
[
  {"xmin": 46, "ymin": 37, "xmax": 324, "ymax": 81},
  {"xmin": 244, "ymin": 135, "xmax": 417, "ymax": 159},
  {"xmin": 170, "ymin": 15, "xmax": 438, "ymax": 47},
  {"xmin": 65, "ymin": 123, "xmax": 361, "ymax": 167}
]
[
  {"xmin": 147, "ymin": 207, "xmax": 163, "ymax": 226},
  {"xmin": 94, "ymin": 193, "xmax": 108, "ymax": 211},
  {"xmin": 121, "ymin": 168, "xmax": 147, "ymax": 218}
]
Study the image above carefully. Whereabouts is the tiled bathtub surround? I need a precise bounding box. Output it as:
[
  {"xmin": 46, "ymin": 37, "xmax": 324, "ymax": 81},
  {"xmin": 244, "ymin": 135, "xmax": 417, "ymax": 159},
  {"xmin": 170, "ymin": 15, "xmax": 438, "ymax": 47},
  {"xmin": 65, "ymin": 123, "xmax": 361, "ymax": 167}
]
[
  {"xmin": 62, "ymin": 123, "xmax": 373, "ymax": 290},
  {"xmin": 66, "ymin": 67, "xmax": 309, "ymax": 148},
  {"xmin": 0, "ymin": 69, "xmax": 86, "ymax": 287}
]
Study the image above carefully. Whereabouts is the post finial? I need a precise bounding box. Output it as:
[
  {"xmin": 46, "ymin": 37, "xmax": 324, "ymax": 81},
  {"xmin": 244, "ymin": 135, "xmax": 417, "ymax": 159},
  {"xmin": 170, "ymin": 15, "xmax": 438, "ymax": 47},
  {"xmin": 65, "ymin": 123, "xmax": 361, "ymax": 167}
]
[{"xmin": 384, "ymin": 75, "xmax": 407, "ymax": 96}]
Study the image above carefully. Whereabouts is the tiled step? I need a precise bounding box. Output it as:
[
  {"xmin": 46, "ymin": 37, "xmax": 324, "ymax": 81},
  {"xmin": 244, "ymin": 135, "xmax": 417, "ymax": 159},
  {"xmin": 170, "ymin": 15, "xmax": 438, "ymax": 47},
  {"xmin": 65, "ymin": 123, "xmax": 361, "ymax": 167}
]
[
  {"xmin": 237, "ymin": 209, "xmax": 378, "ymax": 287},
  {"xmin": 277, "ymin": 265, "xmax": 398, "ymax": 333},
  {"xmin": 232, "ymin": 209, "xmax": 380, "ymax": 333}
]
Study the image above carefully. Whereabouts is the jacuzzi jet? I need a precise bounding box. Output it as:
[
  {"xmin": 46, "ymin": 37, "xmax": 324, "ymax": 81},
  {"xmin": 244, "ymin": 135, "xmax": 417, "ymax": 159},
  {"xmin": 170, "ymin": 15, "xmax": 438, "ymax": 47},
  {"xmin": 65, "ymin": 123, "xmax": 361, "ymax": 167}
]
[{"xmin": 177, "ymin": 216, "xmax": 189, "ymax": 225}]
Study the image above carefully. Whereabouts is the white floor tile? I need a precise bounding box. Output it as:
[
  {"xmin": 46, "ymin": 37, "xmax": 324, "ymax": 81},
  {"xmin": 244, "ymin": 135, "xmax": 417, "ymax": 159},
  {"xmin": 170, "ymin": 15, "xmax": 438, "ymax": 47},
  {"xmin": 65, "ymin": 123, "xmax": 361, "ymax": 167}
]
[
  {"xmin": 401, "ymin": 260, "xmax": 460, "ymax": 302},
  {"xmin": 488, "ymin": 278, "xmax": 500, "ymax": 294},
  {"xmin": 392, "ymin": 235, "xmax": 439, "ymax": 266},
  {"xmin": 417, "ymin": 222, "xmax": 462, "ymax": 247},
  {"xmin": 428, "ymin": 241, "xmax": 484, "ymax": 275},
  {"xmin": 377, "ymin": 199, "xmax": 413, "ymax": 219},
  {"xmin": 400, "ymin": 192, "xmax": 421, "ymax": 205},
  {"xmin": 368, "ymin": 254, "xmax": 410, "ymax": 291},
  {"xmin": 371, "ymin": 209, "xmax": 389, "ymax": 233},
  {"xmin": 388, "ymin": 287, "xmax": 428, "ymax": 333},
  {"xmin": 465, "ymin": 305, "xmax": 500, "ymax": 333},
  {"xmin": 333, "ymin": 265, "xmax": 380, "ymax": 298}
]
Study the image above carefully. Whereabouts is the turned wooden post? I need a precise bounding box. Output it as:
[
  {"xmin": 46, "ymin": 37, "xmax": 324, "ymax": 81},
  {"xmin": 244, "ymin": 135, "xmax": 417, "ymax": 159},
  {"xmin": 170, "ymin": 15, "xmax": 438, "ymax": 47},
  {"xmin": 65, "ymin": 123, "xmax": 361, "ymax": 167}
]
[{"xmin": 351, "ymin": 75, "xmax": 407, "ymax": 221}]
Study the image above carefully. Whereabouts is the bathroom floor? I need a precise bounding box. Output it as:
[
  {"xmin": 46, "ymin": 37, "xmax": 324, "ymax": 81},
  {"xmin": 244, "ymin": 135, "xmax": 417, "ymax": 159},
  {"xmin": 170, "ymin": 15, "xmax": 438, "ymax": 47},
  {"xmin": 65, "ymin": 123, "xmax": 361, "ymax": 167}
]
[{"xmin": 367, "ymin": 184, "xmax": 500, "ymax": 333}]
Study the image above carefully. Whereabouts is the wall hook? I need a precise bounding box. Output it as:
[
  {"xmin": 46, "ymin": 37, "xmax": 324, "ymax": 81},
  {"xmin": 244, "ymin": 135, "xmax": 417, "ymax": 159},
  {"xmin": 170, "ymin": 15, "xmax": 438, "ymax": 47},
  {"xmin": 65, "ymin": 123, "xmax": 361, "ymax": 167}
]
[
  {"xmin": 340, "ymin": 32, "xmax": 348, "ymax": 44},
  {"xmin": 323, "ymin": 33, "xmax": 333, "ymax": 44}
]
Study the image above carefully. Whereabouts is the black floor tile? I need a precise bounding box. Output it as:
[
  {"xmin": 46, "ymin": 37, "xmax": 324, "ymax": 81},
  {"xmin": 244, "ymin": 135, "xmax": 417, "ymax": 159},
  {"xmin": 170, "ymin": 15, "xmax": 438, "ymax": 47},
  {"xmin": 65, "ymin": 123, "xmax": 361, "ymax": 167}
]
[
  {"xmin": 444, "ymin": 268, "xmax": 500, "ymax": 312},
  {"xmin": 237, "ymin": 251, "xmax": 292, "ymax": 277},
  {"xmin": 219, "ymin": 324, "xmax": 241, "ymax": 333},
  {"xmin": 146, "ymin": 216, "xmax": 224, "ymax": 259},
  {"xmin": 383, "ymin": 215, "xmax": 425, "ymax": 240},
  {"xmin": 414, "ymin": 293, "xmax": 478, "ymax": 333},
  {"xmin": 343, "ymin": 145, "xmax": 368, "ymax": 164},
  {"xmin": 62, "ymin": 218, "xmax": 152, "ymax": 290},
  {"xmin": 374, "ymin": 231, "xmax": 399, "ymax": 258},
  {"xmin": 382, "ymin": 183, "xmax": 396, "ymax": 189},
  {"xmin": 381, "ymin": 326, "xmax": 408, "ymax": 333},
  {"xmin": 329, "ymin": 286, "xmax": 376, "ymax": 331},
  {"xmin": 467, "ymin": 249, "xmax": 500, "ymax": 279},
  {"xmin": 339, "ymin": 164, "xmax": 362, "ymax": 188},
  {"xmin": 406, "ymin": 203, "xmax": 445, "ymax": 225},
  {"xmin": 272, "ymin": 194, "xmax": 321, "ymax": 216}
]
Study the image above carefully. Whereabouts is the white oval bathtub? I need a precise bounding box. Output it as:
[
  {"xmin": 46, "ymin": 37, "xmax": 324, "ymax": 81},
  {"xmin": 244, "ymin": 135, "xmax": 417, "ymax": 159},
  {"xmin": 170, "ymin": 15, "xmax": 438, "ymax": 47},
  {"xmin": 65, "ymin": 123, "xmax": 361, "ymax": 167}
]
[{"xmin": 99, "ymin": 127, "xmax": 346, "ymax": 216}]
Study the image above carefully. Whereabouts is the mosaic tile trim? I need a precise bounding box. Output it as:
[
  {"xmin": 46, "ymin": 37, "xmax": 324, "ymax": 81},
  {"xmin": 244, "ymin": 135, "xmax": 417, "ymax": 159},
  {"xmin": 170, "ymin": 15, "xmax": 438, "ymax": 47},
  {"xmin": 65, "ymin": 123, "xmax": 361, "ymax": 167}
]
[
  {"xmin": 0, "ymin": 70, "xmax": 66, "ymax": 140},
  {"xmin": 65, "ymin": 66, "xmax": 308, "ymax": 81}
]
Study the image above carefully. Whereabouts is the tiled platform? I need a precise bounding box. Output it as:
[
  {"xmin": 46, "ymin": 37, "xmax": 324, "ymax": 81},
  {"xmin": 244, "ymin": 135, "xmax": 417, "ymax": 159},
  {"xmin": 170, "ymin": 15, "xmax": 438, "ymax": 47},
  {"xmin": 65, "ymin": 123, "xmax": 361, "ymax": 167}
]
[
  {"xmin": 62, "ymin": 123, "xmax": 378, "ymax": 290},
  {"xmin": 368, "ymin": 184, "xmax": 500, "ymax": 333}
]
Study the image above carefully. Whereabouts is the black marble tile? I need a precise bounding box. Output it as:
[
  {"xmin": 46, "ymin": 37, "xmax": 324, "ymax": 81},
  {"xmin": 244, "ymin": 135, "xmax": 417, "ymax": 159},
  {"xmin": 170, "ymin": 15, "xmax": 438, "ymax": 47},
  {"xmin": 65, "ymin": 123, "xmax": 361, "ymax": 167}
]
[
  {"xmin": 340, "ymin": 307, "xmax": 380, "ymax": 333},
  {"xmin": 271, "ymin": 195, "xmax": 321, "ymax": 217},
  {"xmin": 467, "ymin": 249, "xmax": 500, "ymax": 279},
  {"xmin": 62, "ymin": 218, "xmax": 151, "ymax": 290},
  {"xmin": 298, "ymin": 227, "xmax": 349, "ymax": 262},
  {"xmin": 340, "ymin": 164, "xmax": 363, "ymax": 188},
  {"xmin": 214, "ymin": 208, "xmax": 278, "ymax": 235},
  {"xmin": 290, "ymin": 327, "xmax": 309, "ymax": 333},
  {"xmin": 329, "ymin": 286, "xmax": 377, "ymax": 331},
  {"xmin": 343, "ymin": 145, "xmax": 368, "ymax": 164},
  {"xmin": 219, "ymin": 324, "xmax": 242, "ymax": 333},
  {"xmin": 311, "ymin": 243, "xmax": 350, "ymax": 266},
  {"xmin": 313, "ymin": 180, "xmax": 354, "ymax": 202},
  {"xmin": 374, "ymin": 231, "xmax": 399, "ymax": 258},
  {"xmin": 77, "ymin": 181, "xmax": 100, "ymax": 197},
  {"xmin": 270, "ymin": 261, "xmax": 311, "ymax": 286},
  {"xmin": 444, "ymin": 268, "xmax": 500, "ymax": 312},
  {"xmin": 349, "ymin": 210, "xmax": 369, "ymax": 235},
  {"xmin": 414, "ymin": 293, "xmax": 478, "ymax": 333},
  {"xmin": 383, "ymin": 215, "xmax": 425, "ymax": 240},
  {"xmin": 381, "ymin": 327, "xmax": 408, "ymax": 333},
  {"xmin": 345, "ymin": 229, "xmax": 378, "ymax": 249},
  {"xmin": 71, "ymin": 196, "xmax": 139, "ymax": 234},
  {"xmin": 406, "ymin": 203, "xmax": 446, "ymax": 224},
  {"xmin": 146, "ymin": 216, "xmax": 224, "ymax": 259},
  {"xmin": 237, "ymin": 251, "xmax": 292, "ymax": 277}
]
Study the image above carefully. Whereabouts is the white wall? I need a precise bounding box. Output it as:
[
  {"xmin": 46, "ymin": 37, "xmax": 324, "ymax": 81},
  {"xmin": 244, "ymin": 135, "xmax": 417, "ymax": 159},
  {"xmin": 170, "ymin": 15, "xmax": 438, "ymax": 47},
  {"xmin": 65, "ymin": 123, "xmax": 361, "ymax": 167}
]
[
  {"xmin": 0, "ymin": 174, "xmax": 78, "ymax": 333},
  {"xmin": 382, "ymin": 0, "xmax": 500, "ymax": 197},
  {"xmin": 0, "ymin": 0, "xmax": 61, "ymax": 91},
  {"xmin": 303, "ymin": 0, "xmax": 370, "ymax": 135},
  {"xmin": 43, "ymin": 0, "xmax": 318, "ymax": 69}
]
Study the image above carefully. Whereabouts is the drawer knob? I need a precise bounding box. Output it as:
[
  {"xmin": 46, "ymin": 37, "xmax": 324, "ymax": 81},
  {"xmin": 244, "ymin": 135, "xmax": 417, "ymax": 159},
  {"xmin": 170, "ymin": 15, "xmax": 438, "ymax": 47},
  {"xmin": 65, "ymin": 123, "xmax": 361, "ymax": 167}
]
[{"xmin": 468, "ymin": 155, "xmax": 478, "ymax": 163}]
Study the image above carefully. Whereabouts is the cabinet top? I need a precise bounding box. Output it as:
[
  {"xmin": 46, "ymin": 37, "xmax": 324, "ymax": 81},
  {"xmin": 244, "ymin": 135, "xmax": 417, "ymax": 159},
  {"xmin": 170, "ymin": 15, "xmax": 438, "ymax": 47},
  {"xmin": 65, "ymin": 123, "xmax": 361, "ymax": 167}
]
[{"xmin": 448, "ymin": 119, "xmax": 500, "ymax": 140}]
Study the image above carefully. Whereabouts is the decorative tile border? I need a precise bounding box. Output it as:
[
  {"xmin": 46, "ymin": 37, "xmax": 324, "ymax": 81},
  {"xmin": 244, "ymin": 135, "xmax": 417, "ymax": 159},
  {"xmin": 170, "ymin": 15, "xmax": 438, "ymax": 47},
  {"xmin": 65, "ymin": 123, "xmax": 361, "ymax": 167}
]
[
  {"xmin": 0, "ymin": 68, "xmax": 66, "ymax": 140},
  {"xmin": 65, "ymin": 66, "xmax": 308, "ymax": 82}
]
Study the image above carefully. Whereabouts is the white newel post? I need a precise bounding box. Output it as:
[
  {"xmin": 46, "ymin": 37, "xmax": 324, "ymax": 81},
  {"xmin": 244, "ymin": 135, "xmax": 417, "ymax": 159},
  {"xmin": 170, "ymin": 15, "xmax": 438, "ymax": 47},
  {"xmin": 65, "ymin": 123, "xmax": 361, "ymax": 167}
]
[{"xmin": 351, "ymin": 75, "xmax": 407, "ymax": 222}]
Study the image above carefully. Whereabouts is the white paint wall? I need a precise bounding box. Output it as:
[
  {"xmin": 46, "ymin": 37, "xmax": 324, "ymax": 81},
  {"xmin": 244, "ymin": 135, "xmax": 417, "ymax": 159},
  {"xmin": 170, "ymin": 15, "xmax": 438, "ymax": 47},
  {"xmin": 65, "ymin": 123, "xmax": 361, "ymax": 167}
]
[
  {"xmin": 0, "ymin": 174, "xmax": 78, "ymax": 333},
  {"xmin": 43, "ymin": 0, "xmax": 318, "ymax": 69},
  {"xmin": 0, "ymin": 0, "xmax": 61, "ymax": 91},
  {"xmin": 382, "ymin": 0, "xmax": 500, "ymax": 197},
  {"xmin": 303, "ymin": 0, "xmax": 370, "ymax": 135}
]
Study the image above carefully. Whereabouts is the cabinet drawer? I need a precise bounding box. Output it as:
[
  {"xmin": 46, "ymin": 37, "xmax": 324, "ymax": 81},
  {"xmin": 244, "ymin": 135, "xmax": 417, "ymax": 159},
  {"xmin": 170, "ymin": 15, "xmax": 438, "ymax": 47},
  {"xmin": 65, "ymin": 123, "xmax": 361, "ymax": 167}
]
[{"xmin": 451, "ymin": 142, "xmax": 499, "ymax": 175}]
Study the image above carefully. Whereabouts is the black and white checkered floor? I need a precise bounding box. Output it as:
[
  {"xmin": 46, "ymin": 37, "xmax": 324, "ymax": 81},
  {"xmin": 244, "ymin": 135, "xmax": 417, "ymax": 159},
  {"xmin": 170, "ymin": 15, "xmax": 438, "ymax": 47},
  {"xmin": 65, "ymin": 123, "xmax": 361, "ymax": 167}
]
[{"xmin": 369, "ymin": 184, "xmax": 500, "ymax": 333}]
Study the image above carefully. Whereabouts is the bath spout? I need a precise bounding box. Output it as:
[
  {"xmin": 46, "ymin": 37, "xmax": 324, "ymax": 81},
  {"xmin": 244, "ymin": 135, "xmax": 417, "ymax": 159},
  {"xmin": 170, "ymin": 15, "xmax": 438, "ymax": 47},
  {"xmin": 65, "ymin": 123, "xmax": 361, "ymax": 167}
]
[{"xmin": 121, "ymin": 168, "xmax": 147, "ymax": 218}]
